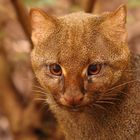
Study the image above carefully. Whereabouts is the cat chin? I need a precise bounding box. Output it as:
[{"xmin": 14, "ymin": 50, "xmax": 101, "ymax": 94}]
[
  {"xmin": 62, "ymin": 107, "xmax": 84, "ymax": 113},
  {"xmin": 55, "ymin": 102, "xmax": 84, "ymax": 112}
]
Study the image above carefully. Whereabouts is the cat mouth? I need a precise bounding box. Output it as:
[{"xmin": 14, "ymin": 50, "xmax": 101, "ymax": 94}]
[
  {"xmin": 63, "ymin": 106, "xmax": 84, "ymax": 112},
  {"xmin": 56, "ymin": 102, "xmax": 86, "ymax": 112}
]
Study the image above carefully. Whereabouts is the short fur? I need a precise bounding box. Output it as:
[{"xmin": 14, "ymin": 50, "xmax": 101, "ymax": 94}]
[{"xmin": 30, "ymin": 5, "xmax": 140, "ymax": 140}]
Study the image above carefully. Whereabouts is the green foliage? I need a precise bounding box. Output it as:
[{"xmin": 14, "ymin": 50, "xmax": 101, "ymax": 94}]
[
  {"xmin": 23, "ymin": 0, "xmax": 57, "ymax": 7},
  {"xmin": 128, "ymin": 0, "xmax": 140, "ymax": 7}
]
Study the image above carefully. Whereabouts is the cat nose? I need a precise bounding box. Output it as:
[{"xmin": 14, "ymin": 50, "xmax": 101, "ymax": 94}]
[{"xmin": 63, "ymin": 94, "xmax": 84, "ymax": 106}]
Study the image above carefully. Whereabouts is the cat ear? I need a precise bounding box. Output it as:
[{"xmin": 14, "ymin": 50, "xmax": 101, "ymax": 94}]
[
  {"xmin": 101, "ymin": 5, "xmax": 127, "ymax": 43},
  {"xmin": 30, "ymin": 9, "xmax": 57, "ymax": 44}
]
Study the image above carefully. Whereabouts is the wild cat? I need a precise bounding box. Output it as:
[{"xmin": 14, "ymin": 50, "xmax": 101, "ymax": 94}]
[{"xmin": 30, "ymin": 5, "xmax": 140, "ymax": 140}]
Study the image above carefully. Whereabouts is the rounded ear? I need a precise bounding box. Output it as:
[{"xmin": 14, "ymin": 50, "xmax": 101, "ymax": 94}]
[
  {"xmin": 100, "ymin": 5, "xmax": 127, "ymax": 43},
  {"xmin": 30, "ymin": 9, "xmax": 58, "ymax": 45}
]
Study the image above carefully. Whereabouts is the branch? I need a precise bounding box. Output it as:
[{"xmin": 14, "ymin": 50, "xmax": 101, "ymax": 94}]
[
  {"xmin": 10, "ymin": 0, "xmax": 33, "ymax": 47},
  {"xmin": 82, "ymin": 0, "xmax": 97, "ymax": 13}
]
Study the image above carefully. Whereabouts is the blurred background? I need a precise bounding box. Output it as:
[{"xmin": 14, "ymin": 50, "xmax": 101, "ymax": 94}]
[{"xmin": 0, "ymin": 0, "xmax": 140, "ymax": 140}]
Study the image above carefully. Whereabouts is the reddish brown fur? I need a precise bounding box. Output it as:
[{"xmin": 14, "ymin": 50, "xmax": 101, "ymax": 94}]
[{"xmin": 30, "ymin": 5, "xmax": 140, "ymax": 140}]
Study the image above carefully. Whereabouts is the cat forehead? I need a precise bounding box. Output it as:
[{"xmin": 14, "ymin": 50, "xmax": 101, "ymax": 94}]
[
  {"xmin": 59, "ymin": 12, "xmax": 99, "ymax": 22},
  {"xmin": 43, "ymin": 30, "xmax": 106, "ymax": 67},
  {"xmin": 42, "ymin": 14, "xmax": 111, "ymax": 65},
  {"xmin": 53, "ymin": 13, "xmax": 102, "ymax": 48},
  {"xmin": 58, "ymin": 12, "xmax": 100, "ymax": 29}
]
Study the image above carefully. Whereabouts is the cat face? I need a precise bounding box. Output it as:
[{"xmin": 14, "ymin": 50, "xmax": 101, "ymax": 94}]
[{"xmin": 30, "ymin": 5, "xmax": 130, "ymax": 111}]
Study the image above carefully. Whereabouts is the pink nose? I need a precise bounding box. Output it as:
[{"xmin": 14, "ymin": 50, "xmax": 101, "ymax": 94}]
[{"xmin": 63, "ymin": 94, "xmax": 84, "ymax": 106}]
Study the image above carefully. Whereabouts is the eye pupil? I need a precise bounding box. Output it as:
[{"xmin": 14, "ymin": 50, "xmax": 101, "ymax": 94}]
[
  {"xmin": 53, "ymin": 65, "xmax": 61, "ymax": 72},
  {"xmin": 88, "ymin": 64, "xmax": 101, "ymax": 75},
  {"xmin": 50, "ymin": 64, "xmax": 62, "ymax": 76}
]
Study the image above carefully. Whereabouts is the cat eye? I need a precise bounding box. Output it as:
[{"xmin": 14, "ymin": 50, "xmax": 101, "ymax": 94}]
[
  {"xmin": 49, "ymin": 64, "xmax": 62, "ymax": 76},
  {"xmin": 87, "ymin": 64, "xmax": 102, "ymax": 76}
]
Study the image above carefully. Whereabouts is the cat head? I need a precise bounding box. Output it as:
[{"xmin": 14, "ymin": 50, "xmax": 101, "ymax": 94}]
[{"xmin": 30, "ymin": 5, "xmax": 130, "ymax": 111}]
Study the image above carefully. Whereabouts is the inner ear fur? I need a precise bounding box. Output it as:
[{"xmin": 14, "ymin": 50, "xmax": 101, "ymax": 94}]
[
  {"xmin": 100, "ymin": 5, "xmax": 127, "ymax": 43},
  {"xmin": 30, "ymin": 8, "xmax": 58, "ymax": 44}
]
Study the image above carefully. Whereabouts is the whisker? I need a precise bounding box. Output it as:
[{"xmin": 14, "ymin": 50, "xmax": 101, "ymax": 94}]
[
  {"xmin": 100, "ymin": 97, "xmax": 121, "ymax": 101},
  {"xmin": 103, "ymin": 89, "xmax": 128, "ymax": 98},
  {"xmin": 34, "ymin": 98, "xmax": 47, "ymax": 102},
  {"xmin": 32, "ymin": 90, "xmax": 47, "ymax": 95},
  {"xmin": 39, "ymin": 102, "xmax": 49, "ymax": 112},
  {"xmin": 103, "ymin": 92, "xmax": 118, "ymax": 96},
  {"xmin": 106, "ymin": 79, "xmax": 138, "ymax": 93},
  {"xmin": 34, "ymin": 95, "xmax": 47, "ymax": 100},
  {"xmin": 34, "ymin": 92, "xmax": 47, "ymax": 96},
  {"xmin": 92, "ymin": 103, "xmax": 107, "ymax": 111},
  {"xmin": 114, "ymin": 89, "xmax": 128, "ymax": 96},
  {"xmin": 32, "ymin": 85, "xmax": 45, "ymax": 91},
  {"xmin": 96, "ymin": 100, "xmax": 115, "ymax": 105}
]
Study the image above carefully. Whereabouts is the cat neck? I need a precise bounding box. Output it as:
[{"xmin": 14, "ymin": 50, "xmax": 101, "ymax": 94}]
[{"xmin": 51, "ymin": 105, "xmax": 106, "ymax": 140}]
